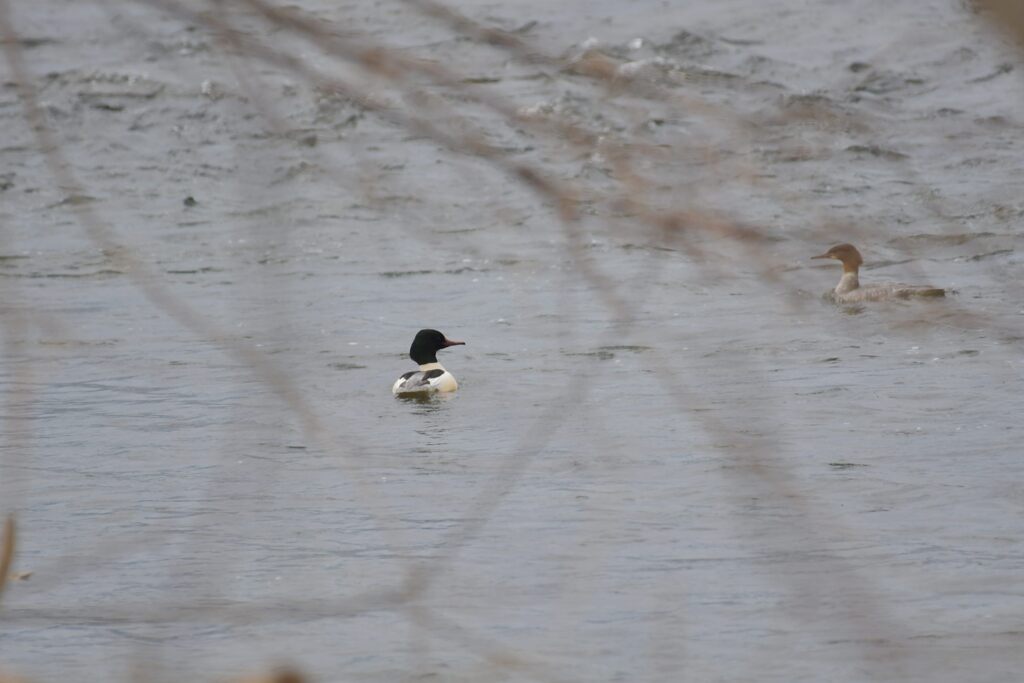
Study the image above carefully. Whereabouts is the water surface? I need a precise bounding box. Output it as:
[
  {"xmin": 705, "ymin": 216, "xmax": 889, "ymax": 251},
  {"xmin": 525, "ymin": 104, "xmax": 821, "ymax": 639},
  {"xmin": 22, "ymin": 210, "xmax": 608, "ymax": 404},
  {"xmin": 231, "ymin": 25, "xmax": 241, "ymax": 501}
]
[{"xmin": 1, "ymin": 0, "xmax": 1023, "ymax": 681}]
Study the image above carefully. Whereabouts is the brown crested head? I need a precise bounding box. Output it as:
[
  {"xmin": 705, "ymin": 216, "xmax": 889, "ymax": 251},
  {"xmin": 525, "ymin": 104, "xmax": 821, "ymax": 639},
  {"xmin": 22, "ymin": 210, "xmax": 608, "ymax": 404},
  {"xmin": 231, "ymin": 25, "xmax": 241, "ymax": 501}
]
[{"xmin": 812, "ymin": 243, "xmax": 863, "ymax": 271}]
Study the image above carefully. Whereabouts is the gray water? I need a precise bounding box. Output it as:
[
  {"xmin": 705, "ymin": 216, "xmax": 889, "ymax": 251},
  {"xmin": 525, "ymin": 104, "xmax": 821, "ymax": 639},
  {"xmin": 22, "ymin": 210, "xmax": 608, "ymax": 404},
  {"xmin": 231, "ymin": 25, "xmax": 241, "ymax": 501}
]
[{"xmin": 1, "ymin": 0, "xmax": 1023, "ymax": 681}]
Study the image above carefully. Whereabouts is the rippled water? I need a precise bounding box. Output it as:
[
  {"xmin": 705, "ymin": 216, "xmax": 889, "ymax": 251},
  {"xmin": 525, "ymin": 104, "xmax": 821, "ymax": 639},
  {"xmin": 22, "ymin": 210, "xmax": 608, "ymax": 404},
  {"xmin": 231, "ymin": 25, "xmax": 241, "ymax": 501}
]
[{"xmin": 2, "ymin": 1, "xmax": 1023, "ymax": 681}]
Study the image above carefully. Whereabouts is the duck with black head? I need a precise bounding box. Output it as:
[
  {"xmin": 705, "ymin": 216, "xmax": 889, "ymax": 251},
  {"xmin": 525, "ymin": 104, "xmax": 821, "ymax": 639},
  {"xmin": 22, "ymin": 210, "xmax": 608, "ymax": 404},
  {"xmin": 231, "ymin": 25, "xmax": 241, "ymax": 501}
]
[
  {"xmin": 392, "ymin": 329, "xmax": 465, "ymax": 396},
  {"xmin": 812, "ymin": 243, "xmax": 945, "ymax": 303}
]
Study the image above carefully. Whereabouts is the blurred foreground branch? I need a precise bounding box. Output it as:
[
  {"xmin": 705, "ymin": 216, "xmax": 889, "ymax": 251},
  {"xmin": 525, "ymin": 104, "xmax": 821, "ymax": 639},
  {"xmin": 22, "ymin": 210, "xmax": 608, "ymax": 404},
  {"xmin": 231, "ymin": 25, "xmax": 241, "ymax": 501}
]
[
  {"xmin": 0, "ymin": 515, "xmax": 14, "ymax": 605},
  {"xmin": 972, "ymin": 0, "xmax": 1024, "ymax": 49}
]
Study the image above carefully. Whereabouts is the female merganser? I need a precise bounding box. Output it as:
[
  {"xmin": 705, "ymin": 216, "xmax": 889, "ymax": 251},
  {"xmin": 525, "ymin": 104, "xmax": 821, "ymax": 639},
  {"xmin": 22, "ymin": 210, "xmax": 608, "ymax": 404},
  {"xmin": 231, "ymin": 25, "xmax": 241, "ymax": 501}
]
[
  {"xmin": 392, "ymin": 329, "xmax": 465, "ymax": 396},
  {"xmin": 812, "ymin": 243, "xmax": 945, "ymax": 303}
]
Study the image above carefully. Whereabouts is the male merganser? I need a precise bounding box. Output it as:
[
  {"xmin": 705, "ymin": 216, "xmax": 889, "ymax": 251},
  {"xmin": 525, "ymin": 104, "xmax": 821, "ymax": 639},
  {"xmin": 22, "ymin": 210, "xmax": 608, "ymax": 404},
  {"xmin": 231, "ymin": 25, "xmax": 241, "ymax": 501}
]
[
  {"xmin": 392, "ymin": 329, "xmax": 465, "ymax": 396},
  {"xmin": 812, "ymin": 243, "xmax": 945, "ymax": 303}
]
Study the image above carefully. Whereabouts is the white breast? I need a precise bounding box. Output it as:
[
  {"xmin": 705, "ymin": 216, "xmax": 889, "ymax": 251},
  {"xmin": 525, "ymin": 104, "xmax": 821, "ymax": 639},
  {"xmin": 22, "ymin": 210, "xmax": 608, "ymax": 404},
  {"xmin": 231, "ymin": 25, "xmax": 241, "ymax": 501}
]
[{"xmin": 392, "ymin": 363, "xmax": 459, "ymax": 395}]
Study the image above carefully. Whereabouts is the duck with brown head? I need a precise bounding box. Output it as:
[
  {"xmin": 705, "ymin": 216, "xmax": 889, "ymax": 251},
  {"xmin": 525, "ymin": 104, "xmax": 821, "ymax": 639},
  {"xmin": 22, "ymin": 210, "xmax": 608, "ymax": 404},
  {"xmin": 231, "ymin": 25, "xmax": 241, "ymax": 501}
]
[
  {"xmin": 392, "ymin": 329, "xmax": 465, "ymax": 396},
  {"xmin": 812, "ymin": 243, "xmax": 945, "ymax": 303}
]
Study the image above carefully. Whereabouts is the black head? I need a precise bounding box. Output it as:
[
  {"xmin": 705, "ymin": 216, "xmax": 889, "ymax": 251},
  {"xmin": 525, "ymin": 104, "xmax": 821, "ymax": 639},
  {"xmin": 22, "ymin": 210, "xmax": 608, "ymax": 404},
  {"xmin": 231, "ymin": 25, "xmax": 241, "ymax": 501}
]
[{"xmin": 409, "ymin": 329, "xmax": 465, "ymax": 365}]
